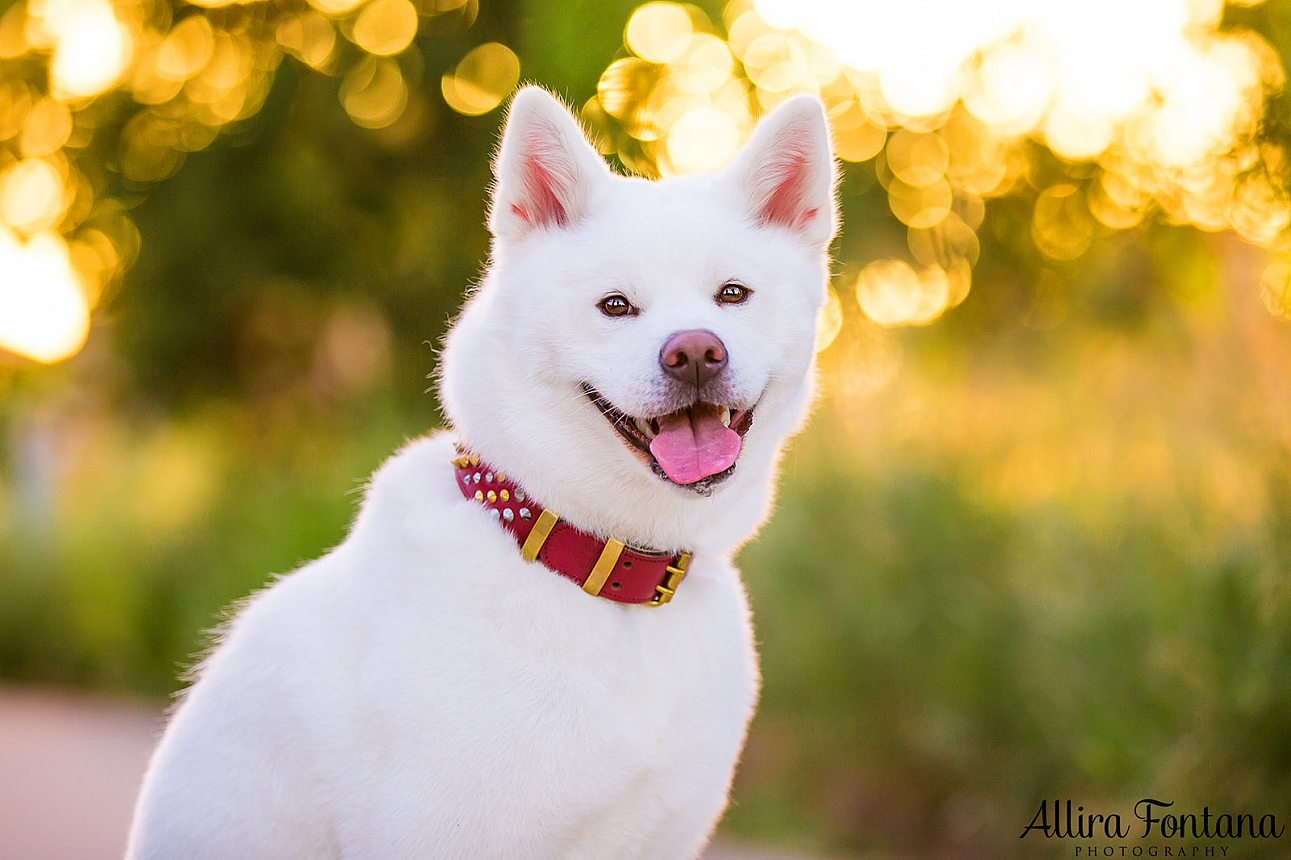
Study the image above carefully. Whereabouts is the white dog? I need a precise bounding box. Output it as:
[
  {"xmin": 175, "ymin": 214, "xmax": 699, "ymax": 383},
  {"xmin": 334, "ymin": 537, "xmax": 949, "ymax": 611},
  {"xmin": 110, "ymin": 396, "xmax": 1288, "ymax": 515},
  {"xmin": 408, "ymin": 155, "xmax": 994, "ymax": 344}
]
[{"xmin": 126, "ymin": 86, "xmax": 837, "ymax": 860}]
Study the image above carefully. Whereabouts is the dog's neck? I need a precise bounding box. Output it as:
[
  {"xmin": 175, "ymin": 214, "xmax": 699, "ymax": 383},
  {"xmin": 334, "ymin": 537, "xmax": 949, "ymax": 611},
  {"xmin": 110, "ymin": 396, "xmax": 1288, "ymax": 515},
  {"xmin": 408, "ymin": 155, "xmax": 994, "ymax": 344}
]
[{"xmin": 451, "ymin": 447, "xmax": 692, "ymax": 607}]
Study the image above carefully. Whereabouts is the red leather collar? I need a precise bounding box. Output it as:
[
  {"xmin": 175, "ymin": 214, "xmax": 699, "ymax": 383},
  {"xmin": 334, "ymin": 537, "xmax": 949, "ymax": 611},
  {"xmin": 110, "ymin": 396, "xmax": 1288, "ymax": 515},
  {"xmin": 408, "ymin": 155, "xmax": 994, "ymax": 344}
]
[{"xmin": 452, "ymin": 449, "xmax": 691, "ymax": 606}]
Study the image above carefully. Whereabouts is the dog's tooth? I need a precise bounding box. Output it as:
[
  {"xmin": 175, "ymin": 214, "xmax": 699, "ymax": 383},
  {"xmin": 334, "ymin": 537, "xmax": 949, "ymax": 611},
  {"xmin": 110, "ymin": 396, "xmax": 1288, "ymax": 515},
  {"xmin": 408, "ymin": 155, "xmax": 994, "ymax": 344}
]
[
  {"xmin": 635, "ymin": 417, "xmax": 656, "ymax": 440},
  {"xmin": 720, "ymin": 406, "xmax": 731, "ymax": 427}
]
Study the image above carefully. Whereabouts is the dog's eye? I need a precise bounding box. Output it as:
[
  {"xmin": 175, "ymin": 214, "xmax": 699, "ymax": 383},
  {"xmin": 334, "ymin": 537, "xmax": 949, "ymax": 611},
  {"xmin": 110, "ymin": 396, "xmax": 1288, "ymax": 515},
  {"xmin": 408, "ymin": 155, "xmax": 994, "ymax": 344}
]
[
  {"xmin": 717, "ymin": 283, "xmax": 751, "ymax": 305},
  {"xmin": 598, "ymin": 294, "xmax": 637, "ymax": 317}
]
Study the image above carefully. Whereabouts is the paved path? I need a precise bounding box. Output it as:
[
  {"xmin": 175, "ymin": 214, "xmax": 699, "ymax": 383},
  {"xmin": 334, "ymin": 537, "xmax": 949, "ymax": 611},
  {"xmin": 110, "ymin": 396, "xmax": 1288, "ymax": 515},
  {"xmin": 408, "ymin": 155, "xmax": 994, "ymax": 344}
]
[
  {"xmin": 0, "ymin": 686, "xmax": 814, "ymax": 860},
  {"xmin": 0, "ymin": 687, "xmax": 160, "ymax": 860}
]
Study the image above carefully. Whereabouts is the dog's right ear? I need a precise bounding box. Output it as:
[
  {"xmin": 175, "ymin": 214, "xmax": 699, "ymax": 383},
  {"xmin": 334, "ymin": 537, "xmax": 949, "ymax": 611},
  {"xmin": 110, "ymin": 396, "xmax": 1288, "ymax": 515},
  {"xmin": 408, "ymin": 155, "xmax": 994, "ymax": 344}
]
[
  {"xmin": 488, "ymin": 87, "xmax": 612, "ymax": 243},
  {"xmin": 723, "ymin": 95, "xmax": 838, "ymax": 249}
]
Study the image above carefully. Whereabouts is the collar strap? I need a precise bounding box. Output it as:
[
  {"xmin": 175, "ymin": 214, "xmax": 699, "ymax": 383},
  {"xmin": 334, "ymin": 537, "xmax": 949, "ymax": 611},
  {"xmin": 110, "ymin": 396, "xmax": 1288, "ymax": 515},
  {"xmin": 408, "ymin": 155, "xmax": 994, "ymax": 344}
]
[{"xmin": 452, "ymin": 450, "xmax": 691, "ymax": 606}]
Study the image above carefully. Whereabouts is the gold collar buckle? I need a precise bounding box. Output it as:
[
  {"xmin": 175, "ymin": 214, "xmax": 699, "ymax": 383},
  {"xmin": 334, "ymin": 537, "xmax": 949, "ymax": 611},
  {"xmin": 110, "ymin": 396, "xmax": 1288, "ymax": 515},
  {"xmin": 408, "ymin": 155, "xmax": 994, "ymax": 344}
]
[{"xmin": 648, "ymin": 552, "xmax": 692, "ymax": 607}]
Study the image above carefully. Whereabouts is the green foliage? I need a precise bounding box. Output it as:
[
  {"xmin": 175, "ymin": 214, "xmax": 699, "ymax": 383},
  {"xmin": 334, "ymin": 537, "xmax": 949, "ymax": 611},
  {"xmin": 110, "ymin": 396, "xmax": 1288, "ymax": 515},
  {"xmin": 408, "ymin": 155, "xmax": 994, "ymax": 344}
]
[{"xmin": 733, "ymin": 433, "xmax": 1291, "ymax": 857}]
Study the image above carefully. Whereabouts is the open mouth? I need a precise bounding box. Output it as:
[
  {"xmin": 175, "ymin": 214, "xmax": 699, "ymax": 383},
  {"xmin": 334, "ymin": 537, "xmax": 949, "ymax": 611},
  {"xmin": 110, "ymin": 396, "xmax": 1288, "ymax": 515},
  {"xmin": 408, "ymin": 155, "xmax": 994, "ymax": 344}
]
[{"xmin": 582, "ymin": 384, "xmax": 755, "ymax": 493}]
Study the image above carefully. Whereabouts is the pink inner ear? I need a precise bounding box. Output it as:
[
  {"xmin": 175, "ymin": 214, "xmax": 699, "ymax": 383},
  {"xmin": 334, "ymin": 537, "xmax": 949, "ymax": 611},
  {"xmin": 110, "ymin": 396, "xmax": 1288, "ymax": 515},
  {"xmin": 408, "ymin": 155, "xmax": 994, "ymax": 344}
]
[
  {"xmin": 758, "ymin": 147, "xmax": 815, "ymax": 230},
  {"xmin": 520, "ymin": 139, "xmax": 569, "ymax": 229}
]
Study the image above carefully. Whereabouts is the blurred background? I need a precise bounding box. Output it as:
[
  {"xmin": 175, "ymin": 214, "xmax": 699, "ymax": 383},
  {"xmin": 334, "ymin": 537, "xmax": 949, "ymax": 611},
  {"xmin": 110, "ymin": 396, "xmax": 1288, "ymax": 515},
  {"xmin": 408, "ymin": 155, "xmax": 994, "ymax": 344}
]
[{"xmin": 3, "ymin": 0, "xmax": 1291, "ymax": 857}]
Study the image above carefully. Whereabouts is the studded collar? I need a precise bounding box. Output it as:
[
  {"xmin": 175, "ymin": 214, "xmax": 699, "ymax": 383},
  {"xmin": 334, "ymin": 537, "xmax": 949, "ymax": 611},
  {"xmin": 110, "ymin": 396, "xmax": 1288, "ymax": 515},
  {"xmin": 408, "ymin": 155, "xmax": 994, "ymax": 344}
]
[{"xmin": 451, "ymin": 448, "xmax": 691, "ymax": 606}]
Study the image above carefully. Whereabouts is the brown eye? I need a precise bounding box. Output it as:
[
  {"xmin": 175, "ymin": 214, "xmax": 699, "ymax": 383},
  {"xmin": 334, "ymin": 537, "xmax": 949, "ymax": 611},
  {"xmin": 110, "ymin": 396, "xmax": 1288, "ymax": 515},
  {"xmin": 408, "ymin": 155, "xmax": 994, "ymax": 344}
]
[
  {"xmin": 717, "ymin": 283, "xmax": 751, "ymax": 305},
  {"xmin": 598, "ymin": 294, "xmax": 636, "ymax": 317}
]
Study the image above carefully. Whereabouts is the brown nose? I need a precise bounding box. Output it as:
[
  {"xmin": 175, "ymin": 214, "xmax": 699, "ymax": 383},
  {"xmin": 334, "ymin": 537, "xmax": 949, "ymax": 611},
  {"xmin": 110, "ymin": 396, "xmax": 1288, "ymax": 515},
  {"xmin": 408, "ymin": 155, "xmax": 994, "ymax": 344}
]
[{"xmin": 659, "ymin": 329, "xmax": 728, "ymax": 387}]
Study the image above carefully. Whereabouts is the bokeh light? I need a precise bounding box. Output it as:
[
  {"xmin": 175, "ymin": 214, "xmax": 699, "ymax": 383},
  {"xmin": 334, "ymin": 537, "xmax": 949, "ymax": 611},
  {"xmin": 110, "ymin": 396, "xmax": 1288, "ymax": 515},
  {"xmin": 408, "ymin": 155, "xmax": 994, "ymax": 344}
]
[
  {"xmin": 1260, "ymin": 256, "xmax": 1291, "ymax": 321},
  {"xmin": 31, "ymin": 0, "xmax": 135, "ymax": 100},
  {"xmin": 0, "ymin": 0, "xmax": 514, "ymax": 363},
  {"xmin": 586, "ymin": 0, "xmax": 1290, "ymax": 330},
  {"xmin": 855, "ymin": 258, "xmax": 968, "ymax": 328},
  {"xmin": 0, "ymin": 228, "xmax": 91, "ymax": 362},
  {"xmin": 342, "ymin": 56, "xmax": 408, "ymax": 128},
  {"xmin": 441, "ymin": 42, "xmax": 520, "ymax": 116},
  {"xmin": 3, "ymin": 0, "xmax": 1289, "ymax": 366},
  {"xmin": 593, "ymin": 3, "xmax": 755, "ymax": 176},
  {"xmin": 351, "ymin": 0, "xmax": 419, "ymax": 57},
  {"xmin": 626, "ymin": 1, "xmax": 694, "ymax": 64},
  {"xmin": 0, "ymin": 158, "xmax": 68, "ymax": 234},
  {"xmin": 814, "ymin": 285, "xmax": 843, "ymax": 353}
]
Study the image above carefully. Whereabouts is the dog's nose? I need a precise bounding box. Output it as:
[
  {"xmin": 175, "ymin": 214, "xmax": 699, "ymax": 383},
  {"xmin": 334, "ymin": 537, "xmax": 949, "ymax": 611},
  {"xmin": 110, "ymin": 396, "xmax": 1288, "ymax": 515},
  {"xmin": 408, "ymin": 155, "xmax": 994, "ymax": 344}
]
[{"xmin": 659, "ymin": 329, "xmax": 728, "ymax": 387}]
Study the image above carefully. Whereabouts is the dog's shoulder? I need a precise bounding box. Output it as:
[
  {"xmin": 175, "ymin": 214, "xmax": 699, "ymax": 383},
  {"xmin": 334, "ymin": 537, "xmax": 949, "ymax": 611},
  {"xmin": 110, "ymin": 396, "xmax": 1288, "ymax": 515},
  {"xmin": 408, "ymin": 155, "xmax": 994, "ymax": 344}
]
[
  {"xmin": 348, "ymin": 432, "xmax": 462, "ymax": 542},
  {"xmin": 344, "ymin": 431, "xmax": 529, "ymax": 596},
  {"xmin": 363, "ymin": 432, "xmax": 459, "ymax": 508}
]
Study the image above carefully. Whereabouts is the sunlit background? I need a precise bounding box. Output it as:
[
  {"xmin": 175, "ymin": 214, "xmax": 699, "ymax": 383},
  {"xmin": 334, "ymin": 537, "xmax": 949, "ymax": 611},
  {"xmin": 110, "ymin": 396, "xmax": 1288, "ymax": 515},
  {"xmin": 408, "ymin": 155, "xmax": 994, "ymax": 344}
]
[{"xmin": 3, "ymin": 0, "xmax": 1291, "ymax": 858}]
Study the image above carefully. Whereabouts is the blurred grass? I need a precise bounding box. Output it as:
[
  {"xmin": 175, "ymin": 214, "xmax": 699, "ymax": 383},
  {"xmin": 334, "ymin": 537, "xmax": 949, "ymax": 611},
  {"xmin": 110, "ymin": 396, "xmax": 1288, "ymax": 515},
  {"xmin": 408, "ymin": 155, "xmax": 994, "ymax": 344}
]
[
  {"xmin": 0, "ymin": 395, "xmax": 412, "ymax": 693},
  {"xmin": 736, "ymin": 424, "xmax": 1291, "ymax": 858},
  {"xmin": 725, "ymin": 245, "xmax": 1291, "ymax": 857}
]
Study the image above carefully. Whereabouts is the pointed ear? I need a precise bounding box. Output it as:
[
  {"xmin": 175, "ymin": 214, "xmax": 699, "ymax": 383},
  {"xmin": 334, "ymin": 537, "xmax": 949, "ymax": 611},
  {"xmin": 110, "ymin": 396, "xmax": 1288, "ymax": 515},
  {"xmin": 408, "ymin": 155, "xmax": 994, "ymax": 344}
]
[
  {"xmin": 488, "ymin": 87, "xmax": 613, "ymax": 243},
  {"xmin": 725, "ymin": 95, "xmax": 838, "ymax": 248}
]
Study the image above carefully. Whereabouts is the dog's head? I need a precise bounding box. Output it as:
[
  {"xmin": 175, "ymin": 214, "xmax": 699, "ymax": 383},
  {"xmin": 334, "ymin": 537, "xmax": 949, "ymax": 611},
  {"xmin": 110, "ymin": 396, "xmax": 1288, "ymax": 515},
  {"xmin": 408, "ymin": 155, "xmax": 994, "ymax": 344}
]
[{"xmin": 440, "ymin": 86, "xmax": 837, "ymax": 552}]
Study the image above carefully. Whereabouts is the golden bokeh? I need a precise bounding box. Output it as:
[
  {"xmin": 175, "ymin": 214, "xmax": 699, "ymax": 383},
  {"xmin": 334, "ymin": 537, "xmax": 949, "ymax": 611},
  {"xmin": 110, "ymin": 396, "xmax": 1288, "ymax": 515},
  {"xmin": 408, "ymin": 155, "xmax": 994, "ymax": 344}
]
[
  {"xmin": 592, "ymin": 3, "xmax": 757, "ymax": 176},
  {"xmin": 277, "ymin": 13, "xmax": 338, "ymax": 72},
  {"xmin": 1260, "ymin": 257, "xmax": 1291, "ymax": 321},
  {"xmin": 342, "ymin": 57, "xmax": 408, "ymax": 128},
  {"xmin": 856, "ymin": 258, "xmax": 966, "ymax": 328},
  {"xmin": 625, "ymin": 2, "xmax": 695, "ymax": 65},
  {"xmin": 586, "ymin": 0, "xmax": 1291, "ymax": 332},
  {"xmin": 827, "ymin": 98, "xmax": 885, "ymax": 163},
  {"xmin": 1, "ymin": 158, "xmax": 68, "ymax": 235},
  {"xmin": 814, "ymin": 285, "xmax": 842, "ymax": 353},
  {"xmin": 352, "ymin": 0, "xmax": 419, "ymax": 57},
  {"xmin": 885, "ymin": 174, "xmax": 952, "ymax": 230},
  {"xmin": 441, "ymin": 42, "xmax": 519, "ymax": 116},
  {"xmin": 19, "ymin": 98, "xmax": 73, "ymax": 156},
  {"xmin": 0, "ymin": 0, "xmax": 467, "ymax": 362},
  {"xmin": 31, "ymin": 0, "xmax": 135, "ymax": 100},
  {"xmin": 3, "ymin": 0, "xmax": 1290, "ymax": 365},
  {"xmin": 907, "ymin": 213, "xmax": 978, "ymax": 271},
  {"xmin": 308, "ymin": 0, "xmax": 367, "ymax": 20},
  {"xmin": 1032, "ymin": 184, "xmax": 1095, "ymax": 262},
  {"xmin": 885, "ymin": 130, "xmax": 947, "ymax": 188},
  {"xmin": 962, "ymin": 40, "xmax": 1051, "ymax": 137},
  {"xmin": 0, "ymin": 228, "xmax": 91, "ymax": 363},
  {"xmin": 666, "ymin": 106, "xmax": 741, "ymax": 173},
  {"xmin": 156, "ymin": 16, "xmax": 215, "ymax": 83}
]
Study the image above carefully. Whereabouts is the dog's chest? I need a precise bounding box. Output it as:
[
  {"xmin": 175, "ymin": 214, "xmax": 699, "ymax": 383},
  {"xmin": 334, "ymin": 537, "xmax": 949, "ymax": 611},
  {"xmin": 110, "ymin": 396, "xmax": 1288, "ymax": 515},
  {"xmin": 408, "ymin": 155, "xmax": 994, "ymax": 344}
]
[
  {"xmin": 294, "ymin": 439, "xmax": 759, "ymax": 852},
  {"xmin": 320, "ymin": 488, "xmax": 759, "ymax": 856}
]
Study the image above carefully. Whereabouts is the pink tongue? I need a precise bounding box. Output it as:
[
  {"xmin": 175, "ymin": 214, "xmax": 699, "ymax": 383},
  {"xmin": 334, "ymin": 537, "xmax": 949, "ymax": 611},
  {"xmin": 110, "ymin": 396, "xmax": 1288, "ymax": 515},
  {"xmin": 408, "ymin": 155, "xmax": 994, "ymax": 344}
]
[{"xmin": 649, "ymin": 403, "xmax": 742, "ymax": 485}]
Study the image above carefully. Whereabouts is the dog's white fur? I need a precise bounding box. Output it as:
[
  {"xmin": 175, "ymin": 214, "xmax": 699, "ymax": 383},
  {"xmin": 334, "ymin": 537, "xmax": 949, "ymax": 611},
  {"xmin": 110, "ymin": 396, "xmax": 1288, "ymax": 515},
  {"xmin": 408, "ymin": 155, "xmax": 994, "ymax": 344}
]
[{"xmin": 126, "ymin": 87, "xmax": 837, "ymax": 860}]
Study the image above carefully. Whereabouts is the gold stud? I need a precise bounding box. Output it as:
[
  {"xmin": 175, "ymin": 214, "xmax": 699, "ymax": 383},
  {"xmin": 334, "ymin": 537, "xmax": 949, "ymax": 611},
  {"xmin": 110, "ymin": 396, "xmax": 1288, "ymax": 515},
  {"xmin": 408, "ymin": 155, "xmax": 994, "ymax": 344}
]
[
  {"xmin": 486, "ymin": 490, "xmax": 497, "ymax": 503},
  {"xmin": 497, "ymin": 473, "xmax": 507, "ymax": 482},
  {"xmin": 500, "ymin": 489, "xmax": 510, "ymax": 502},
  {"xmin": 474, "ymin": 490, "xmax": 484, "ymax": 502}
]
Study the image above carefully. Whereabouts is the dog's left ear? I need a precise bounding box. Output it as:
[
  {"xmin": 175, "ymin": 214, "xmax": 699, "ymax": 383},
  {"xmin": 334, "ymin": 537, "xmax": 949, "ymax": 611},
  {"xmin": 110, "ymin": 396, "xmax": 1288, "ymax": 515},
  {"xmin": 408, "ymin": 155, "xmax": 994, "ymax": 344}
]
[
  {"xmin": 725, "ymin": 96, "xmax": 838, "ymax": 249},
  {"xmin": 489, "ymin": 87, "xmax": 613, "ymax": 244}
]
